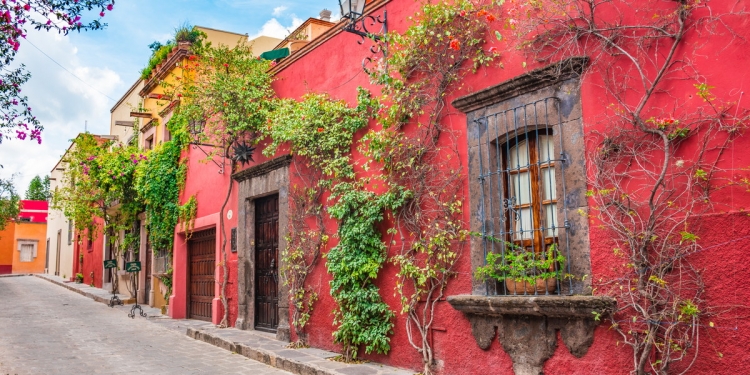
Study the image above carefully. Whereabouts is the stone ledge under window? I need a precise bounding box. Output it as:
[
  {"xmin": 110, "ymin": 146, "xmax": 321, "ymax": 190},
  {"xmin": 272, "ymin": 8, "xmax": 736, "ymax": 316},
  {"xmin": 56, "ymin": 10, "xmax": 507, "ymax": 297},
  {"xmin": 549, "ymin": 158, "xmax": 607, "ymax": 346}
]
[
  {"xmin": 447, "ymin": 294, "xmax": 615, "ymax": 319},
  {"xmin": 448, "ymin": 295, "xmax": 616, "ymax": 375}
]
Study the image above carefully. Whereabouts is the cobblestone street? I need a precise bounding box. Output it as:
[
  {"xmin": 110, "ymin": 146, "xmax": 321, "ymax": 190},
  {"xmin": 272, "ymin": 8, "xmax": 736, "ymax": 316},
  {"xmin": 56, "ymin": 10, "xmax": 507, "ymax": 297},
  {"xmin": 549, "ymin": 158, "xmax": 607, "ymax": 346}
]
[{"xmin": 0, "ymin": 276, "xmax": 293, "ymax": 375}]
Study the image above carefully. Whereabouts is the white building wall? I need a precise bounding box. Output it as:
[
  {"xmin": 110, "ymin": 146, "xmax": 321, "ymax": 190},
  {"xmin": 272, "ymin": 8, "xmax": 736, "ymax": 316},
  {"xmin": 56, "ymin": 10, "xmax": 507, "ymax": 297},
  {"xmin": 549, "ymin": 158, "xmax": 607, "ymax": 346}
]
[{"xmin": 45, "ymin": 166, "xmax": 74, "ymax": 280}]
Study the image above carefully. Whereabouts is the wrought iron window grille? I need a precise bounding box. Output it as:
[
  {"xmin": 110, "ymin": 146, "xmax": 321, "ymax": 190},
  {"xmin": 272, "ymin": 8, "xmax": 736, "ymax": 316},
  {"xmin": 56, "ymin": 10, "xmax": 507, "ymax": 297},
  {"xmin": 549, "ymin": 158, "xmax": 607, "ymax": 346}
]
[{"xmin": 474, "ymin": 97, "xmax": 573, "ymax": 296}]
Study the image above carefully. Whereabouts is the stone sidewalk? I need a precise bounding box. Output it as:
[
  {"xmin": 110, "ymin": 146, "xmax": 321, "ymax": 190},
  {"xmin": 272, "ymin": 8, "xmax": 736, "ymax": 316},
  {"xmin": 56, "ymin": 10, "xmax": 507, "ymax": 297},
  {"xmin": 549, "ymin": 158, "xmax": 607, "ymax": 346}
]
[
  {"xmin": 0, "ymin": 275, "xmax": 292, "ymax": 375},
  {"xmin": 33, "ymin": 273, "xmax": 416, "ymax": 375}
]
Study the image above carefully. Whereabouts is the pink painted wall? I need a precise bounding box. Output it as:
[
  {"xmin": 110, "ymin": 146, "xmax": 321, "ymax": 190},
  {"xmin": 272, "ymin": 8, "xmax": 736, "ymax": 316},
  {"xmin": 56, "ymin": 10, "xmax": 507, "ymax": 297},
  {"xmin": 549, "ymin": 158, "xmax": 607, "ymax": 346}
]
[{"xmin": 170, "ymin": 146, "xmax": 252, "ymax": 326}]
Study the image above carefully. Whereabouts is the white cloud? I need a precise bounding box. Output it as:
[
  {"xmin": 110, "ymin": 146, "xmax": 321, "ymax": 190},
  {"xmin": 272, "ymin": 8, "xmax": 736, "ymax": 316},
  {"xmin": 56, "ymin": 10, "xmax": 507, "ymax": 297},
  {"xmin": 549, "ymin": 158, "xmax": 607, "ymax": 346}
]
[
  {"xmin": 272, "ymin": 6, "xmax": 288, "ymax": 17},
  {"xmin": 249, "ymin": 16, "xmax": 304, "ymax": 40},
  {"xmin": 0, "ymin": 27, "xmax": 121, "ymax": 193}
]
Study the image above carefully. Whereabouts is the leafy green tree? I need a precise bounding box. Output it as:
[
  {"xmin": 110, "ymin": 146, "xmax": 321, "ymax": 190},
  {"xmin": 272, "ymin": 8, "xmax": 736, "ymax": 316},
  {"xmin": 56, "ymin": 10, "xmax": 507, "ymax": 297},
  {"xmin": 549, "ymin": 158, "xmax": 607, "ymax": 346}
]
[
  {"xmin": 24, "ymin": 175, "xmax": 50, "ymax": 201},
  {"xmin": 0, "ymin": 177, "xmax": 20, "ymax": 231}
]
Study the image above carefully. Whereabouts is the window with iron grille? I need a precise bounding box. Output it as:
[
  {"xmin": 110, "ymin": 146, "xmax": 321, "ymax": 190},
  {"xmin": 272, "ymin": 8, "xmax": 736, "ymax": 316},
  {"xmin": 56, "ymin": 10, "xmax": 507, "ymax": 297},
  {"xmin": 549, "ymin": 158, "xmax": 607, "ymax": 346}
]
[
  {"xmin": 474, "ymin": 98, "xmax": 572, "ymax": 296},
  {"xmin": 454, "ymin": 59, "xmax": 591, "ymax": 297}
]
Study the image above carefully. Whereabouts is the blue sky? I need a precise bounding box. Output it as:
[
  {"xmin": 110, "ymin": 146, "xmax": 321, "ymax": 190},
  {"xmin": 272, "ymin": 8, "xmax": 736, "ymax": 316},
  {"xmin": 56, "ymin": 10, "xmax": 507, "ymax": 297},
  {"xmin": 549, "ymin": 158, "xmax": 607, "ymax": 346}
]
[{"xmin": 0, "ymin": 0, "xmax": 333, "ymax": 193}]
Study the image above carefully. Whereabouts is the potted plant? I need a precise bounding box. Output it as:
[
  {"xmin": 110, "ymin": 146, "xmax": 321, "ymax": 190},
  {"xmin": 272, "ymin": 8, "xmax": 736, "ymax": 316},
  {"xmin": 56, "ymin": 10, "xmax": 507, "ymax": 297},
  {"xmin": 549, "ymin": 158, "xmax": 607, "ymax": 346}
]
[
  {"xmin": 475, "ymin": 243, "xmax": 566, "ymax": 295},
  {"xmin": 75, "ymin": 273, "xmax": 84, "ymax": 284}
]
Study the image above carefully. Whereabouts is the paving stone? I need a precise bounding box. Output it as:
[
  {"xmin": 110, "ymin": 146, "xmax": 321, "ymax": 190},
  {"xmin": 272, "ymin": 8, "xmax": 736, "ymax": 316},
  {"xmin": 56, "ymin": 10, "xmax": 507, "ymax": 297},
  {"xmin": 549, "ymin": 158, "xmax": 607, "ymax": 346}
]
[{"xmin": 0, "ymin": 276, "xmax": 292, "ymax": 375}]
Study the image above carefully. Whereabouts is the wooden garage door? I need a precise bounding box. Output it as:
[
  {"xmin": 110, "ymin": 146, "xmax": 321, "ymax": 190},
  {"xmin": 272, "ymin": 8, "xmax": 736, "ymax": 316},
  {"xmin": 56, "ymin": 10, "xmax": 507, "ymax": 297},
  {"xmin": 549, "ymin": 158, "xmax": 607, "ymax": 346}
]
[
  {"xmin": 188, "ymin": 228, "xmax": 215, "ymax": 322},
  {"xmin": 255, "ymin": 194, "xmax": 279, "ymax": 332}
]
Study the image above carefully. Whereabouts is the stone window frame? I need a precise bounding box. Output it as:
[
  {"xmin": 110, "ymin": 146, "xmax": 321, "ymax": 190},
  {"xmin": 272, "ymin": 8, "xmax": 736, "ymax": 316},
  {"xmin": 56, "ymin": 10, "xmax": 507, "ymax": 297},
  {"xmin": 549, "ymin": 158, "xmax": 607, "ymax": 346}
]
[
  {"xmin": 448, "ymin": 57, "xmax": 617, "ymax": 375},
  {"xmin": 17, "ymin": 239, "xmax": 39, "ymax": 263},
  {"xmin": 456, "ymin": 57, "xmax": 592, "ymax": 297}
]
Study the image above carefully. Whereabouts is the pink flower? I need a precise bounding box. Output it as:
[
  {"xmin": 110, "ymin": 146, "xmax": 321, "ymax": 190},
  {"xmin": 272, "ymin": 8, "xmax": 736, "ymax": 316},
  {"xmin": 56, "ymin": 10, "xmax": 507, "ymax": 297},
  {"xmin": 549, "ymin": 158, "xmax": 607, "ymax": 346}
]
[
  {"xmin": 107, "ymin": 4, "xmax": 113, "ymax": 11},
  {"xmin": 23, "ymin": 4, "xmax": 29, "ymax": 11},
  {"xmin": 99, "ymin": 12, "xmax": 104, "ymax": 17}
]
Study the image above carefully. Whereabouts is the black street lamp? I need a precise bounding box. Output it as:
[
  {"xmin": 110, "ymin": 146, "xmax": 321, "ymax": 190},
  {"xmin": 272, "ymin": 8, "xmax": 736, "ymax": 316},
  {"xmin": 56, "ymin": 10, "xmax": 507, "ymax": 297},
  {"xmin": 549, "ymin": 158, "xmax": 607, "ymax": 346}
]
[
  {"xmin": 337, "ymin": 0, "xmax": 387, "ymax": 42},
  {"xmin": 339, "ymin": 0, "xmax": 366, "ymax": 22}
]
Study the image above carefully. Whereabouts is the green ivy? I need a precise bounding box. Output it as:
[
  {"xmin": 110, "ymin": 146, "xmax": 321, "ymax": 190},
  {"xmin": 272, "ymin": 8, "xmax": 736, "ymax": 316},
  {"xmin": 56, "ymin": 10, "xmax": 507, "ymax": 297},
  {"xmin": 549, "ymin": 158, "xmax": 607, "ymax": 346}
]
[
  {"xmin": 325, "ymin": 182, "xmax": 410, "ymax": 360},
  {"xmin": 135, "ymin": 114, "xmax": 195, "ymax": 255},
  {"xmin": 263, "ymin": 88, "xmax": 376, "ymax": 344},
  {"xmin": 263, "ymin": 88, "xmax": 375, "ymax": 180}
]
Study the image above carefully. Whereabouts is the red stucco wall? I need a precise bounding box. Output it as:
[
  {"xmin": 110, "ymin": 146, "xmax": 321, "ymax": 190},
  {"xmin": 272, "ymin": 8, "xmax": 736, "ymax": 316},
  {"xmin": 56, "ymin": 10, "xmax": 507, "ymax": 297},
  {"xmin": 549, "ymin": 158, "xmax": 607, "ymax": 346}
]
[
  {"xmin": 246, "ymin": 0, "xmax": 750, "ymax": 374},
  {"xmin": 75, "ymin": 219, "xmax": 104, "ymax": 287},
  {"xmin": 170, "ymin": 146, "xmax": 247, "ymax": 326}
]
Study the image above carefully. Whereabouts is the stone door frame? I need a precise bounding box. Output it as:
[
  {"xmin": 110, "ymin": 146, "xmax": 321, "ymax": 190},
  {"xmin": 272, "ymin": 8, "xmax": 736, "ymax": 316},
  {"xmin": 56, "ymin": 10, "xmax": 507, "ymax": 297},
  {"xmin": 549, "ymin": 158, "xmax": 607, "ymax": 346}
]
[{"xmin": 233, "ymin": 155, "xmax": 291, "ymax": 341}]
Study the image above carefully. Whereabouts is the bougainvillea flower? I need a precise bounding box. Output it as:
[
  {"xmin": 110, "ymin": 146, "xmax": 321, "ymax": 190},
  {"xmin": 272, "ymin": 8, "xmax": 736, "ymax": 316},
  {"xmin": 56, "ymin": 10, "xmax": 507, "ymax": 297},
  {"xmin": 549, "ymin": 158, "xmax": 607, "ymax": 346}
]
[{"xmin": 449, "ymin": 39, "xmax": 460, "ymax": 51}]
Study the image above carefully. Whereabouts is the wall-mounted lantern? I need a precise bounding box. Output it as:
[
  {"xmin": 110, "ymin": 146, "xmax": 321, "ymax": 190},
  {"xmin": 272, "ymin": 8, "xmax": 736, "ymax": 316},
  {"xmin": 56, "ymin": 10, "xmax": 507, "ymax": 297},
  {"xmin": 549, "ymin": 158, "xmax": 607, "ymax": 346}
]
[
  {"xmin": 187, "ymin": 117, "xmax": 225, "ymax": 174},
  {"xmin": 338, "ymin": 0, "xmax": 388, "ymax": 73},
  {"xmin": 338, "ymin": 0, "xmax": 387, "ymax": 50},
  {"xmin": 188, "ymin": 118, "xmax": 205, "ymax": 139}
]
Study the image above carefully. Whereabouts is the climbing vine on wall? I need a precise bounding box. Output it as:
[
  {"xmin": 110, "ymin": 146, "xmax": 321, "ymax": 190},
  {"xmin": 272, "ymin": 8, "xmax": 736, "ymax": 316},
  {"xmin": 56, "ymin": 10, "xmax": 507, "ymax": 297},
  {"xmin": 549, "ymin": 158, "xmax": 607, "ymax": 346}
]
[
  {"xmin": 263, "ymin": 89, "xmax": 377, "ymax": 346},
  {"xmin": 134, "ymin": 114, "xmax": 195, "ymax": 256},
  {"xmin": 325, "ymin": 182, "xmax": 410, "ymax": 361},
  {"xmin": 364, "ymin": 1, "xmax": 503, "ymax": 373}
]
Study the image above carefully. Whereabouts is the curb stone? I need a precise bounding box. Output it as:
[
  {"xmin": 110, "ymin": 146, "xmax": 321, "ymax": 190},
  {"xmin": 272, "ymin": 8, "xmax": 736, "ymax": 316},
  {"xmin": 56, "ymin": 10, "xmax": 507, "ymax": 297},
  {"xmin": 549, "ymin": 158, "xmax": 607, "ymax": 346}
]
[
  {"xmin": 34, "ymin": 273, "xmax": 136, "ymax": 305},
  {"xmin": 185, "ymin": 325, "xmax": 415, "ymax": 375}
]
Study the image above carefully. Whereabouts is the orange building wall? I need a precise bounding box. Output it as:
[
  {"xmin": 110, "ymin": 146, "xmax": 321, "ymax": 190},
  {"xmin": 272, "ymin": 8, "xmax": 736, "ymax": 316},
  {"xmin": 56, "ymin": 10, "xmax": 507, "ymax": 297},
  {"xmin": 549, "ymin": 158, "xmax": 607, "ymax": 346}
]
[
  {"xmin": 0, "ymin": 222, "xmax": 15, "ymax": 274},
  {"xmin": 12, "ymin": 222, "xmax": 48, "ymax": 274}
]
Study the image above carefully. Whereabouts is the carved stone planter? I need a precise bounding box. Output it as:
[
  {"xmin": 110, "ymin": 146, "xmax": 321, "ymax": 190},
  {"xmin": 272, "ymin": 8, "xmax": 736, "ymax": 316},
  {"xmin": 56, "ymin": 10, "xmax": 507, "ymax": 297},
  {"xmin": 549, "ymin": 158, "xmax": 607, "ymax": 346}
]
[{"xmin": 448, "ymin": 295, "xmax": 616, "ymax": 375}]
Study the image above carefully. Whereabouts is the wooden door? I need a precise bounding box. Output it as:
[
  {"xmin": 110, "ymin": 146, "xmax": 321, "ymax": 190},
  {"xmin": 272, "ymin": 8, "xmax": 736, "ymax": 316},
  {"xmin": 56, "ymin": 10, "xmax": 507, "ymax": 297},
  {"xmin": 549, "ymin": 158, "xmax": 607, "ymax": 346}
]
[
  {"xmin": 145, "ymin": 242, "xmax": 152, "ymax": 305},
  {"xmin": 188, "ymin": 228, "xmax": 215, "ymax": 322},
  {"xmin": 254, "ymin": 195, "xmax": 279, "ymax": 332},
  {"xmin": 55, "ymin": 230, "xmax": 61, "ymax": 276}
]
